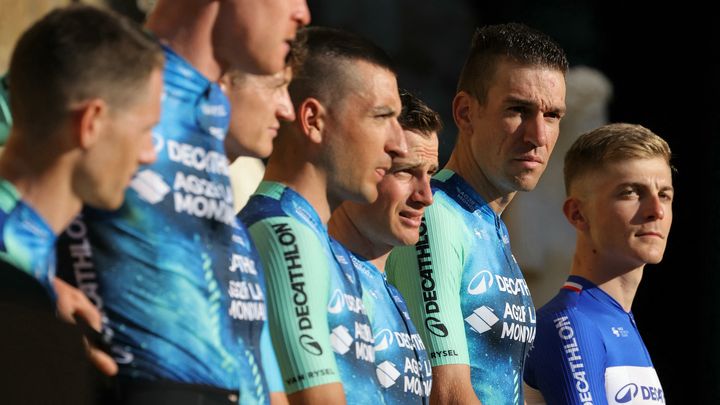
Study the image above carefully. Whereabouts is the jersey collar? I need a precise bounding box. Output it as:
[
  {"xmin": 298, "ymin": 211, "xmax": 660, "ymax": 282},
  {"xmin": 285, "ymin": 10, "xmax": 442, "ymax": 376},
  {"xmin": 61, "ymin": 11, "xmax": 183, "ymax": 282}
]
[
  {"xmin": 564, "ymin": 275, "xmax": 629, "ymax": 314},
  {"xmin": 432, "ymin": 169, "xmax": 508, "ymax": 240}
]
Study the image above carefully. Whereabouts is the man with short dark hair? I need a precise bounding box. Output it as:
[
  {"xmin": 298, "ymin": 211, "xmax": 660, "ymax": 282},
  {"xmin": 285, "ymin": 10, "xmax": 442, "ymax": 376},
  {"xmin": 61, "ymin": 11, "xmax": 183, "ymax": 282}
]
[
  {"xmin": 328, "ymin": 89, "xmax": 441, "ymax": 404},
  {"xmin": 55, "ymin": 1, "xmax": 311, "ymax": 403},
  {"xmin": 387, "ymin": 23, "xmax": 568, "ymax": 404},
  {"xmin": 0, "ymin": 5, "xmax": 163, "ymax": 402},
  {"xmin": 240, "ymin": 26, "xmax": 407, "ymax": 404}
]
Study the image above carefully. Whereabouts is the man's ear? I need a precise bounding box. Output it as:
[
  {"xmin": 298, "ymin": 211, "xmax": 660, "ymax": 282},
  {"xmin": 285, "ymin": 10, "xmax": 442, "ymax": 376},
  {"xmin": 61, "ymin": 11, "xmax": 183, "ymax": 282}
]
[
  {"xmin": 563, "ymin": 196, "xmax": 589, "ymax": 232},
  {"xmin": 452, "ymin": 91, "xmax": 474, "ymax": 135},
  {"xmin": 298, "ymin": 97, "xmax": 325, "ymax": 144},
  {"xmin": 74, "ymin": 98, "xmax": 107, "ymax": 149}
]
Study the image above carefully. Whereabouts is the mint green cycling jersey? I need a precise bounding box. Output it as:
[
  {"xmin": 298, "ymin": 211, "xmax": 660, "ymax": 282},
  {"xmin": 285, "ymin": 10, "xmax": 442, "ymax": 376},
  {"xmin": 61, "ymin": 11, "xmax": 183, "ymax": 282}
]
[
  {"xmin": 387, "ymin": 169, "xmax": 536, "ymax": 405},
  {"xmin": 240, "ymin": 182, "xmax": 382, "ymax": 402}
]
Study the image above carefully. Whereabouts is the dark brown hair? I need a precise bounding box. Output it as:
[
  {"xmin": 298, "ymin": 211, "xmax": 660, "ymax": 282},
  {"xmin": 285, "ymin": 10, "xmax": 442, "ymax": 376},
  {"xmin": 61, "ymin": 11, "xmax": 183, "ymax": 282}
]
[
  {"xmin": 8, "ymin": 4, "xmax": 163, "ymax": 137},
  {"xmin": 456, "ymin": 23, "xmax": 568, "ymax": 104},
  {"xmin": 398, "ymin": 89, "xmax": 442, "ymax": 137}
]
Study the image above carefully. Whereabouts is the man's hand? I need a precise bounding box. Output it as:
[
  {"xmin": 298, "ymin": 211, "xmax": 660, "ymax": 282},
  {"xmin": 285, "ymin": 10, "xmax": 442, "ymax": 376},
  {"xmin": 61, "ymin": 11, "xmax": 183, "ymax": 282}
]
[{"xmin": 53, "ymin": 277, "xmax": 118, "ymax": 376}]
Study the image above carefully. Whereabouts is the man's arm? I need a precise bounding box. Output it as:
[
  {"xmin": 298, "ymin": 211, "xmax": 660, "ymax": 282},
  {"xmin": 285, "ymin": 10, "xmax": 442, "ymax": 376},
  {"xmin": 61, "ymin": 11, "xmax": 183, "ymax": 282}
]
[
  {"xmin": 523, "ymin": 309, "xmax": 607, "ymax": 405},
  {"xmin": 286, "ymin": 384, "xmax": 345, "ymax": 405},
  {"xmin": 387, "ymin": 202, "xmax": 481, "ymax": 404},
  {"xmin": 430, "ymin": 365, "xmax": 481, "ymax": 405},
  {"xmin": 260, "ymin": 320, "xmax": 289, "ymax": 405},
  {"xmin": 249, "ymin": 217, "xmax": 346, "ymax": 405}
]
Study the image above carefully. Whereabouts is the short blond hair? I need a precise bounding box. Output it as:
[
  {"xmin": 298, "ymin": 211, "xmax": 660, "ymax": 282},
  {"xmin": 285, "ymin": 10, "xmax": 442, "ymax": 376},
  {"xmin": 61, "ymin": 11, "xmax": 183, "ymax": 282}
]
[{"xmin": 564, "ymin": 123, "xmax": 672, "ymax": 194}]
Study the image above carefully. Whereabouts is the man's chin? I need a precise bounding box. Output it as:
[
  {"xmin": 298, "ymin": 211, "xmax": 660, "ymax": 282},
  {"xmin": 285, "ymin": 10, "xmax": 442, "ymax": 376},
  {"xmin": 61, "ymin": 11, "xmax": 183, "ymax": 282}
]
[
  {"xmin": 358, "ymin": 184, "xmax": 380, "ymax": 204},
  {"xmin": 393, "ymin": 229, "xmax": 420, "ymax": 247},
  {"xmin": 85, "ymin": 195, "xmax": 124, "ymax": 212},
  {"xmin": 513, "ymin": 176, "xmax": 542, "ymax": 192}
]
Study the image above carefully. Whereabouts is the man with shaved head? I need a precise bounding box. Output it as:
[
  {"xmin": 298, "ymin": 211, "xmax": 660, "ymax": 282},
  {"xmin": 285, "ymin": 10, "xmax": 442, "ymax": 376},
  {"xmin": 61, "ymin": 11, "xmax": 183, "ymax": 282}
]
[
  {"xmin": 240, "ymin": 26, "xmax": 407, "ymax": 404},
  {"xmin": 329, "ymin": 89, "xmax": 441, "ymax": 404}
]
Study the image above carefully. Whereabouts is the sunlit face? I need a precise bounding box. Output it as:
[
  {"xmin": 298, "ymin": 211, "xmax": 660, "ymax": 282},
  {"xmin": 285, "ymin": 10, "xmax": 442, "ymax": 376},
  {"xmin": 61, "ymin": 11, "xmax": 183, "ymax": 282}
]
[
  {"xmin": 345, "ymin": 130, "xmax": 438, "ymax": 249},
  {"xmin": 75, "ymin": 68, "xmax": 162, "ymax": 209},
  {"xmin": 324, "ymin": 60, "xmax": 406, "ymax": 204},
  {"xmin": 222, "ymin": 67, "xmax": 295, "ymax": 160},
  {"xmin": 214, "ymin": 0, "xmax": 310, "ymax": 74},
  {"xmin": 466, "ymin": 57, "xmax": 566, "ymax": 195},
  {"xmin": 573, "ymin": 157, "xmax": 674, "ymax": 268}
]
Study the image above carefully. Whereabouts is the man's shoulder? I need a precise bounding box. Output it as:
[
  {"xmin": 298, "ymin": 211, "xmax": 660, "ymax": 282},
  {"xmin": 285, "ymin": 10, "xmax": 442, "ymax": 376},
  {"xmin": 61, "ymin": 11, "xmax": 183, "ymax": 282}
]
[
  {"xmin": 536, "ymin": 291, "xmax": 601, "ymax": 332},
  {"xmin": 239, "ymin": 190, "xmax": 290, "ymax": 227},
  {"xmin": 247, "ymin": 214, "xmax": 332, "ymax": 268},
  {"xmin": 245, "ymin": 212, "xmax": 315, "ymax": 238},
  {"xmin": 423, "ymin": 189, "xmax": 471, "ymax": 228},
  {"xmin": 538, "ymin": 290, "xmax": 580, "ymax": 316}
]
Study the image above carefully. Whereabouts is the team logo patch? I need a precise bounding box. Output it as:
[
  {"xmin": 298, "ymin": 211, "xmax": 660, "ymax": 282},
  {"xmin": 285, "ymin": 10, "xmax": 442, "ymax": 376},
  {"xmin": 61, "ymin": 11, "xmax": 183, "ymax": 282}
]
[
  {"xmin": 465, "ymin": 306, "xmax": 500, "ymax": 334},
  {"xmin": 130, "ymin": 169, "xmax": 170, "ymax": 204},
  {"xmin": 425, "ymin": 316, "xmax": 449, "ymax": 337},
  {"xmin": 374, "ymin": 328, "xmax": 394, "ymax": 352},
  {"xmin": 327, "ymin": 289, "xmax": 344, "ymax": 314},
  {"xmin": 615, "ymin": 383, "xmax": 639, "ymax": 403},
  {"xmin": 330, "ymin": 325, "xmax": 353, "ymax": 355},
  {"xmin": 299, "ymin": 334, "xmax": 323, "ymax": 356},
  {"xmin": 612, "ymin": 327, "xmax": 629, "ymax": 337},
  {"xmin": 152, "ymin": 131, "xmax": 164, "ymax": 154},
  {"xmin": 376, "ymin": 360, "xmax": 401, "ymax": 388},
  {"xmin": 467, "ymin": 270, "xmax": 494, "ymax": 295}
]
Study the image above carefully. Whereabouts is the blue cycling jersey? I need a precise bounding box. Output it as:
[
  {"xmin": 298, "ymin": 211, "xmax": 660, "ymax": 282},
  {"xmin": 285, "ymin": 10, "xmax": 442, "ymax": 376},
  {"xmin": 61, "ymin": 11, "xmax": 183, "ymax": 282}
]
[
  {"xmin": 330, "ymin": 239, "xmax": 432, "ymax": 404},
  {"xmin": 240, "ymin": 181, "xmax": 382, "ymax": 402},
  {"xmin": 55, "ymin": 45, "xmax": 276, "ymax": 400},
  {"xmin": 387, "ymin": 169, "xmax": 536, "ymax": 404},
  {"xmin": 524, "ymin": 276, "xmax": 665, "ymax": 405},
  {"xmin": 0, "ymin": 179, "xmax": 56, "ymax": 299}
]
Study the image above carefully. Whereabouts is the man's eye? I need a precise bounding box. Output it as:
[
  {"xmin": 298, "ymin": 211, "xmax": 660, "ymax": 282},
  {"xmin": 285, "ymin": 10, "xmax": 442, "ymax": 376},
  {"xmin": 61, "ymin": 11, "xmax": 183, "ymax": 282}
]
[
  {"xmin": 544, "ymin": 112, "xmax": 562, "ymax": 120},
  {"xmin": 392, "ymin": 169, "xmax": 413, "ymax": 178}
]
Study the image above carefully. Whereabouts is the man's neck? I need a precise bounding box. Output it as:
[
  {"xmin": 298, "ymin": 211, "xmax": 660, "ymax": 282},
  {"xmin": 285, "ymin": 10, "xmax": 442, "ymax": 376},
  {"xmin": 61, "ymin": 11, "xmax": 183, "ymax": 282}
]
[
  {"xmin": 444, "ymin": 136, "xmax": 516, "ymax": 215},
  {"xmin": 0, "ymin": 135, "xmax": 81, "ymax": 234},
  {"xmin": 264, "ymin": 151, "xmax": 333, "ymax": 225},
  {"xmin": 569, "ymin": 239, "xmax": 644, "ymax": 312},
  {"xmin": 146, "ymin": 1, "xmax": 223, "ymax": 80},
  {"xmin": 328, "ymin": 205, "xmax": 392, "ymax": 271}
]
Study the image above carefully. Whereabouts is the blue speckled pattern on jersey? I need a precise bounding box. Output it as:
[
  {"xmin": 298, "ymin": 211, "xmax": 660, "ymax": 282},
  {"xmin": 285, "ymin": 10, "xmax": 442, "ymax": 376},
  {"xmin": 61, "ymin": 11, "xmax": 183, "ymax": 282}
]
[
  {"xmin": 241, "ymin": 182, "xmax": 383, "ymax": 403},
  {"xmin": 332, "ymin": 240, "xmax": 432, "ymax": 404},
  {"xmin": 0, "ymin": 179, "xmax": 56, "ymax": 299},
  {"xmin": 432, "ymin": 169, "xmax": 535, "ymax": 405},
  {"xmin": 524, "ymin": 276, "xmax": 665, "ymax": 405},
  {"xmin": 55, "ymin": 46, "xmax": 270, "ymax": 399}
]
